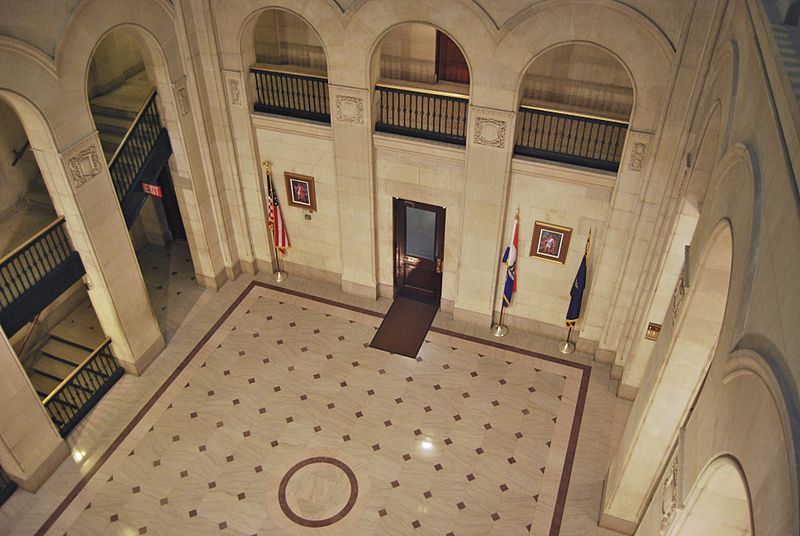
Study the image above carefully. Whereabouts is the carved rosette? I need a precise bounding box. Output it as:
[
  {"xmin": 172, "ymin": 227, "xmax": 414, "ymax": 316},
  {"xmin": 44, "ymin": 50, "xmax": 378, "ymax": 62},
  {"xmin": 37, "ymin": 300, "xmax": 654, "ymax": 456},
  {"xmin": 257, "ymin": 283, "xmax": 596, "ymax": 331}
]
[
  {"xmin": 629, "ymin": 142, "xmax": 647, "ymax": 171},
  {"xmin": 473, "ymin": 117, "xmax": 507, "ymax": 148},
  {"xmin": 65, "ymin": 141, "xmax": 103, "ymax": 190},
  {"xmin": 335, "ymin": 95, "xmax": 364, "ymax": 124}
]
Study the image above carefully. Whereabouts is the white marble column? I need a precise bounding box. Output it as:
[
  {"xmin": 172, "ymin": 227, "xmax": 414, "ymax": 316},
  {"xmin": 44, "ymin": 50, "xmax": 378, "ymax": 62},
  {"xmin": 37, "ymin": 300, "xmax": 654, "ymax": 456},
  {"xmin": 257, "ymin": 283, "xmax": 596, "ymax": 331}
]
[
  {"xmin": 58, "ymin": 132, "xmax": 164, "ymax": 374},
  {"xmin": 328, "ymin": 85, "xmax": 378, "ymax": 298},
  {"xmin": 453, "ymin": 106, "xmax": 516, "ymax": 322},
  {"xmin": 0, "ymin": 330, "xmax": 68, "ymax": 491}
]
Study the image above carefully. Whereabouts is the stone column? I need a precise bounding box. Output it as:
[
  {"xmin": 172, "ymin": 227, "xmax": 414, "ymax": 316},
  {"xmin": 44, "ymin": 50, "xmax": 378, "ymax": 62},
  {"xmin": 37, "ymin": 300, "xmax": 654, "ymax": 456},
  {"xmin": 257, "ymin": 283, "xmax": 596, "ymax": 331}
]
[
  {"xmin": 328, "ymin": 85, "xmax": 378, "ymax": 298},
  {"xmin": 59, "ymin": 133, "xmax": 164, "ymax": 374},
  {"xmin": 453, "ymin": 106, "xmax": 516, "ymax": 322},
  {"xmin": 0, "ymin": 330, "xmax": 68, "ymax": 491}
]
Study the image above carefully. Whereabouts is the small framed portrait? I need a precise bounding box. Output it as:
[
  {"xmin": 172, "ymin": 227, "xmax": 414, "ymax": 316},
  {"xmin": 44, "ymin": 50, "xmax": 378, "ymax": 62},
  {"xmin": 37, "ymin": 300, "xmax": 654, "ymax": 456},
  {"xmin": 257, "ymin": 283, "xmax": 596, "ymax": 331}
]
[
  {"xmin": 530, "ymin": 221, "xmax": 572, "ymax": 264},
  {"xmin": 284, "ymin": 172, "xmax": 317, "ymax": 211}
]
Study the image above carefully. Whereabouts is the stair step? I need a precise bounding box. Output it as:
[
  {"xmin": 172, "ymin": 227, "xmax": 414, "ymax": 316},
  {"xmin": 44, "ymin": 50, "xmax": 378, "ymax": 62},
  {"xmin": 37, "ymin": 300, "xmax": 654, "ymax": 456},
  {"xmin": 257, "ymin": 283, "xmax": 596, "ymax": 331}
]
[
  {"xmin": 41, "ymin": 338, "xmax": 92, "ymax": 367},
  {"xmin": 30, "ymin": 371, "xmax": 61, "ymax": 400},
  {"xmin": 32, "ymin": 356, "xmax": 74, "ymax": 381},
  {"xmin": 90, "ymin": 104, "xmax": 137, "ymax": 121},
  {"xmin": 50, "ymin": 323, "xmax": 105, "ymax": 349}
]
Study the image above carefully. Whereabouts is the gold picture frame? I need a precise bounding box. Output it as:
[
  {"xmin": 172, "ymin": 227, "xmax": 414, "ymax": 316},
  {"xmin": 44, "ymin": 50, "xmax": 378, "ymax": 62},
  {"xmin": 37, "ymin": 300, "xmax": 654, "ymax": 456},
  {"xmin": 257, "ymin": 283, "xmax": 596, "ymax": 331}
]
[
  {"xmin": 530, "ymin": 221, "xmax": 572, "ymax": 264},
  {"xmin": 284, "ymin": 172, "xmax": 317, "ymax": 212}
]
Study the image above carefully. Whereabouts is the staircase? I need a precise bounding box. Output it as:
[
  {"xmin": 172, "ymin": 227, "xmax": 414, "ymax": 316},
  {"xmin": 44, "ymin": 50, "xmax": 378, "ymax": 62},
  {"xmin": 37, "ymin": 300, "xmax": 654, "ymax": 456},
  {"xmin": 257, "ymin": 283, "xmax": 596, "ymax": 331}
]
[
  {"xmin": 91, "ymin": 104, "xmax": 138, "ymax": 160},
  {"xmin": 771, "ymin": 23, "xmax": 800, "ymax": 102},
  {"xmin": 27, "ymin": 314, "xmax": 106, "ymax": 400}
]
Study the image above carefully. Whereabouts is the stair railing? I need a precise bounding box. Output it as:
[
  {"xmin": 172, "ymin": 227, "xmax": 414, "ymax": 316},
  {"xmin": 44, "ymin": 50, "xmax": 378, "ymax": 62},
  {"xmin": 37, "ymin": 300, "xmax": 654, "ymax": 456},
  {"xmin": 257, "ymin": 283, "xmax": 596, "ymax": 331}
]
[
  {"xmin": 0, "ymin": 465, "xmax": 16, "ymax": 506},
  {"xmin": 107, "ymin": 89, "xmax": 161, "ymax": 202},
  {"xmin": 374, "ymin": 84, "xmax": 469, "ymax": 145},
  {"xmin": 42, "ymin": 337, "xmax": 124, "ymax": 437},
  {"xmin": 12, "ymin": 140, "xmax": 30, "ymax": 166},
  {"xmin": 513, "ymin": 105, "xmax": 628, "ymax": 172},
  {"xmin": 0, "ymin": 217, "xmax": 73, "ymax": 310}
]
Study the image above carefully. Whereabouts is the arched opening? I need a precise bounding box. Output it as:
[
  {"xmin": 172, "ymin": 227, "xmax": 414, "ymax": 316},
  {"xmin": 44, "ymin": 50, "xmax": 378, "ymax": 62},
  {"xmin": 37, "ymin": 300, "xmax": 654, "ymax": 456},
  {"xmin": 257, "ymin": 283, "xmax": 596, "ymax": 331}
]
[
  {"xmin": 514, "ymin": 43, "xmax": 634, "ymax": 171},
  {"xmin": 604, "ymin": 221, "xmax": 734, "ymax": 521},
  {"xmin": 669, "ymin": 457, "xmax": 753, "ymax": 535},
  {"xmin": 371, "ymin": 23, "xmax": 471, "ymax": 145},
  {"xmin": 0, "ymin": 94, "xmax": 111, "ymax": 408},
  {"xmin": 87, "ymin": 28, "xmax": 200, "ymax": 341},
  {"xmin": 248, "ymin": 9, "xmax": 331, "ymax": 122},
  {"xmin": 622, "ymin": 105, "xmax": 722, "ymax": 390}
]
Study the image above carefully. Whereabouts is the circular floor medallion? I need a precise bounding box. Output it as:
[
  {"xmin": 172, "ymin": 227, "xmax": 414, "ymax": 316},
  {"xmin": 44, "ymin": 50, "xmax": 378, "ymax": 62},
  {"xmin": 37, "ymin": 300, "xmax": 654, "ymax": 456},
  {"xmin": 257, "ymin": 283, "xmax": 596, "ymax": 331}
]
[{"xmin": 278, "ymin": 456, "xmax": 359, "ymax": 527}]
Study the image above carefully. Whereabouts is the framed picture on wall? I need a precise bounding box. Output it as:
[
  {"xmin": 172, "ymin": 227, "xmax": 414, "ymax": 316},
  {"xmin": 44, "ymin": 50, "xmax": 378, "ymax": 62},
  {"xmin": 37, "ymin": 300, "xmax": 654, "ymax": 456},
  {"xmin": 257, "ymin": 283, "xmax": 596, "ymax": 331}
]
[
  {"xmin": 284, "ymin": 172, "xmax": 317, "ymax": 212},
  {"xmin": 530, "ymin": 221, "xmax": 572, "ymax": 264}
]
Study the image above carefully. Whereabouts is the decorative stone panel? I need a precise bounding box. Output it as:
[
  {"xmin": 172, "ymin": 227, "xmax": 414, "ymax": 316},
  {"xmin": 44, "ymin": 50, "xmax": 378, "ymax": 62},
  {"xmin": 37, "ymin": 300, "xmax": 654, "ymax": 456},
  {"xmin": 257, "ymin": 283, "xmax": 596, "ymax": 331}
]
[
  {"xmin": 469, "ymin": 106, "xmax": 515, "ymax": 150},
  {"xmin": 629, "ymin": 142, "xmax": 647, "ymax": 171},
  {"xmin": 63, "ymin": 135, "xmax": 103, "ymax": 190},
  {"xmin": 224, "ymin": 70, "xmax": 244, "ymax": 107},
  {"xmin": 335, "ymin": 95, "xmax": 364, "ymax": 124},
  {"xmin": 660, "ymin": 453, "xmax": 680, "ymax": 534},
  {"xmin": 173, "ymin": 77, "xmax": 190, "ymax": 116}
]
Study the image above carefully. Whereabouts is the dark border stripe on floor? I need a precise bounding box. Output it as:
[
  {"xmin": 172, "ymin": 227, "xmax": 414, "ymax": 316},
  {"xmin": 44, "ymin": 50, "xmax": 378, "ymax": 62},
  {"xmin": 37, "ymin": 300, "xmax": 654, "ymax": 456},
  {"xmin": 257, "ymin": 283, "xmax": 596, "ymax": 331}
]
[{"xmin": 34, "ymin": 281, "xmax": 591, "ymax": 536}]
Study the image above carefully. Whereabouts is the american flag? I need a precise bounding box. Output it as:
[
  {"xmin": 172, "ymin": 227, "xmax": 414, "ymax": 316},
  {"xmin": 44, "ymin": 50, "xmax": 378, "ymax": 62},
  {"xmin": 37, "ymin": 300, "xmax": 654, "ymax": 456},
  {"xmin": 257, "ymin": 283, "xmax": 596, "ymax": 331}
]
[{"xmin": 264, "ymin": 163, "xmax": 290, "ymax": 255}]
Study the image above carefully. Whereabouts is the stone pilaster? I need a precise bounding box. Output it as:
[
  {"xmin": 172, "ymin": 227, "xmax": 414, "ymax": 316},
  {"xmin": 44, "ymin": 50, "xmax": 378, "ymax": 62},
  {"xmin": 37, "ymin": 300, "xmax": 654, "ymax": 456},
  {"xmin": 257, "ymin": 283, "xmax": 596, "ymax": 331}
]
[
  {"xmin": 0, "ymin": 330, "xmax": 68, "ymax": 491},
  {"xmin": 453, "ymin": 105, "xmax": 516, "ymax": 321},
  {"xmin": 60, "ymin": 132, "xmax": 164, "ymax": 374},
  {"xmin": 329, "ymin": 84, "xmax": 378, "ymax": 298}
]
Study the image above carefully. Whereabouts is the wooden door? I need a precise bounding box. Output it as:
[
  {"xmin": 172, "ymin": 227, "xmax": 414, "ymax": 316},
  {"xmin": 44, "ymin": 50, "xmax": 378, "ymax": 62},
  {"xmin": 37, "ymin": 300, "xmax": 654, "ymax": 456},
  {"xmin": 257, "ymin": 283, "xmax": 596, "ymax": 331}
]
[
  {"xmin": 436, "ymin": 31, "xmax": 470, "ymax": 85},
  {"xmin": 393, "ymin": 198, "xmax": 446, "ymax": 304}
]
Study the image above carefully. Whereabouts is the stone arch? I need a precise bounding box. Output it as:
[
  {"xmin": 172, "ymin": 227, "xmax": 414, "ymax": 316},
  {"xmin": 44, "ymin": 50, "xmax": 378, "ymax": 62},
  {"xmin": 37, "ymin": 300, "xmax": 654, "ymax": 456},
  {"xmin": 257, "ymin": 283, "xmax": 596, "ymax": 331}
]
[
  {"xmin": 669, "ymin": 455, "xmax": 753, "ymax": 535},
  {"xmin": 216, "ymin": 0, "xmax": 343, "ymax": 74},
  {"xmin": 514, "ymin": 40, "xmax": 636, "ymax": 121},
  {"xmin": 723, "ymin": 349, "xmax": 800, "ymax": 533},
  {"xmin": 365, "ymin": 22, "xmax": 474, "ymax": 93},
  {"xmin": 497, "ymin": 0, "xmax": 674, "ymax": 130},
  {"xmin": 240, "ymin": 6, "xmax": 331, "ymax": 73},
  {"xmin": 344, "ymin": 0, "xmax": 494, "ymax": 91},
  {"xmin": 622, "ymin": 101, "xmax": 724, "ymax": 390},
  {"xmin": 604, "ymin": 218, "xmax": 735, "ymax": 523}
]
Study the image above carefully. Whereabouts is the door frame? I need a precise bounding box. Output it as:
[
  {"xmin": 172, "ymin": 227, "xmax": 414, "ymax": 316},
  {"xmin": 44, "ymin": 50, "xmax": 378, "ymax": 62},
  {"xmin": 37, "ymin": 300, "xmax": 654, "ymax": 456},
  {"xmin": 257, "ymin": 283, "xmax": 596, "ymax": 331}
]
[{"xmin": 392, "ymin": 197, "xmax": 446, "ymax": 304}]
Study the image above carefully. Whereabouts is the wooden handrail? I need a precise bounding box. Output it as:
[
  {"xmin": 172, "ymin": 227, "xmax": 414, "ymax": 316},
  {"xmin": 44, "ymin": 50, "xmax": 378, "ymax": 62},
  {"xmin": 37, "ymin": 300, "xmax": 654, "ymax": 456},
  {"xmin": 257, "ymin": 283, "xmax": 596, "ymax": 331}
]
[
  {"xmin": 108, "ymin": 88, "xmax": 157, "ymax": 167},
  {"xmin": 0, "ymin": 216, "xmax": 65, "ymax": 267},
  {"xmin": 518, "ymin": 104, "xmax": 630, "ymax": 125},
  {"xmin": 250, "ymin": 63, "xmax": 328, "ymax": 81},
  {"xmin": 42, "ymin": 337, "xmax": 113, "ymax": 405},
  {"xmin": 376, "ymin": 83, "xmax": 469, "ymax": 100}
]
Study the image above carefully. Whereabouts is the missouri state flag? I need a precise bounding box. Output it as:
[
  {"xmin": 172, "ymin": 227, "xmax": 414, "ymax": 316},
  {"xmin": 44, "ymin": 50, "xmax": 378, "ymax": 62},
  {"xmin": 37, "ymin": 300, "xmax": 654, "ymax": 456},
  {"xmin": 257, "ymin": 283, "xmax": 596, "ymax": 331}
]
[
  {"xmin": 566, "ymin": 232, "xmax": 591, "ymax": 326},
  {"xmin": 501, "ymin": 215, "xmax": 519, "ymax": 307}
]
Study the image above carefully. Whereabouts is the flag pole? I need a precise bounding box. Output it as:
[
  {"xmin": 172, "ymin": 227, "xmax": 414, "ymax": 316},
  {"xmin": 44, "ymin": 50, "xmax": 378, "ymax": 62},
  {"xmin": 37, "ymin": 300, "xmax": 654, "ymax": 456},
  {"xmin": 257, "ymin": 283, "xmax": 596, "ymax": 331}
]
[
  {"xmin": 560, "ymin": 230, "xmax": 591, "ymax": 354},
  {"xmin": 492, "ymin": 209, "xmax": 519, "ymax": 338},
  {"xmin": 261, "ymin": 161, "xmax": 287, "ymax": 282},
  {"xmin": 559, "ymin": 326, "xmax": 575, "ymax": 354}
]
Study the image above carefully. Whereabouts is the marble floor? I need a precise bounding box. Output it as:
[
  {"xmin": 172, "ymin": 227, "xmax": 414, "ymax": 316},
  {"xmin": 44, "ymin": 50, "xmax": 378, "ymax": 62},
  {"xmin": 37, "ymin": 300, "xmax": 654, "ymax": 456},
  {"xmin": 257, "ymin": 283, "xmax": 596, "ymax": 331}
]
[{"xmin": 0, "ymin": 260, "xmax": 629, "ymax": 536}]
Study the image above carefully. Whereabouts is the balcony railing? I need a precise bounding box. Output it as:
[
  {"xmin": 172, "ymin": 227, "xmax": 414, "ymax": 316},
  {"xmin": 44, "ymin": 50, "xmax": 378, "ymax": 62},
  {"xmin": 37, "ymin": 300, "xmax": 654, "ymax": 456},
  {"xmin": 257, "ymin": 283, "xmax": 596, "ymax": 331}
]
[
  {"xmin": 375, "ymin": 85, "xmax": 468, "ymax": 145},
  {"xmin": 0, "ymin": 465, "xmax": 16, "ymax": 506},
  {"xmin": 108, "ymin": 89, "xmax": 163, "ymax": 202},
  {"xmin": 0, "ymin": 217, "xmax": 85, "ymax": 336},
  {"xmin": 251, "ymin": 67, "xmax": 331, "ymax": 123},
  {"xmin": 42, "ymin": 338, "xmax": 124, "ymax": 437},
  {"xmin": 514, "ymin": 106, "xmax": 628, "ymax": 172}
]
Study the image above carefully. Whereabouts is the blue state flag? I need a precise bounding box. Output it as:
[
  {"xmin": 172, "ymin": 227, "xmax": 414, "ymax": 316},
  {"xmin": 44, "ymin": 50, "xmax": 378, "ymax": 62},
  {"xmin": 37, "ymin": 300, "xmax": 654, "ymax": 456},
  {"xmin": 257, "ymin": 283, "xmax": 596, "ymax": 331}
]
[
  {"xmin": 566, "ymin": 233, "xmax": 591, "ymax": 327},
  {"xmin": 501, "ymin": 217, "xmax": 519, "ymax": 307}
]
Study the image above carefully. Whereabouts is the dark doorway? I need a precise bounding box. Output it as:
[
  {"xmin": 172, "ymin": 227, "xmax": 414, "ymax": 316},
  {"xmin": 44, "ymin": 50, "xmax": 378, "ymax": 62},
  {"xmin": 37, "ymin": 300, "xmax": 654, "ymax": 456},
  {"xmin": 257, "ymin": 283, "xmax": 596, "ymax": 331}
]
[
  {"xmin": 393, "ymin": 198, "xmax": 446, "ymax": 304},
  {"xmin": 157, "ymin": 165, "xmax": 186, "ymax": 241},
  {"xmin": 436, "ymin": 31, "xmax": 470, "ymax": 84}
]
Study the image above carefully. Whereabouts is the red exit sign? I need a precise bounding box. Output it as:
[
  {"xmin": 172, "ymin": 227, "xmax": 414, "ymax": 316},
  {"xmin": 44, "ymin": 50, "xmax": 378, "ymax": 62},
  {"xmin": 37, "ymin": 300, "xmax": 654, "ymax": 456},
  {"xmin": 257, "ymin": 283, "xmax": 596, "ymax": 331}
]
[{"xmin": 142, "ymin": 183, "xmax": 163, "ymax": 198}]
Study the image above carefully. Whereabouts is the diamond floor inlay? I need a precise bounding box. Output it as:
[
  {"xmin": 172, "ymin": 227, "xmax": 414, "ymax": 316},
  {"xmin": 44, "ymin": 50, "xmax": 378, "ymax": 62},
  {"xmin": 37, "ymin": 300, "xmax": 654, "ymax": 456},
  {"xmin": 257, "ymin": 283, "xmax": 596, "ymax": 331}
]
[{"xmin": 13, "ymin": 281, "xmax": 597, "ymax": 536}]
